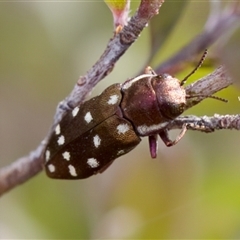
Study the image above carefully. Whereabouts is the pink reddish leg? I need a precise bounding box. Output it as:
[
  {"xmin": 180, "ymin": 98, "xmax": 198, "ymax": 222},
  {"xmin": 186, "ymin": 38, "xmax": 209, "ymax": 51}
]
[
  {"xmin": 159, "ymin": 124, "xmax": 187, "ymax": 147},
  {"xmin": 148, "ymin": 134, "xmax": 158, "ymax": 158}
]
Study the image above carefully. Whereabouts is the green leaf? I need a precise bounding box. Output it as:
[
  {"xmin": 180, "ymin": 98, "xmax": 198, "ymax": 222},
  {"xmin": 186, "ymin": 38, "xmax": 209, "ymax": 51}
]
[{"xmin": 105, "ymin": 0, "xmax": 129, "ymax": 10}]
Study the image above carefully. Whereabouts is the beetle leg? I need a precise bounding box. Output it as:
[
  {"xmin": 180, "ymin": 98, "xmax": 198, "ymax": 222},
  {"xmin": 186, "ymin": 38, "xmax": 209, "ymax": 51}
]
[
  {"xmin": 148, "ymin": 134, "xmax": 158, "ymax": 158},
  {"xmin": 159, "ymin": 124, "xmax": 187, "ymax": 147}
]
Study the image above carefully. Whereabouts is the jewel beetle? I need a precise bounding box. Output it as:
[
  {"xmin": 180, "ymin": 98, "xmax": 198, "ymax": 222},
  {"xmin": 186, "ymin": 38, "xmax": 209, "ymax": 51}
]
[
  {"xmin": 44, "ymin": 70, "xmax": 188, "ymax": 179},
  {"xmin": 44, "ymin": 52, "xmax": 208, "ymax": 179}
]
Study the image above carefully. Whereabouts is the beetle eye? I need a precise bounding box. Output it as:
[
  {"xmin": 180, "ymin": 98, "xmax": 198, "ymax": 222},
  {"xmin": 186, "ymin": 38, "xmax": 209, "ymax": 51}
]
[{"xmin": 162, "ymin": 73, "xmax": 170, "ymax": 79}]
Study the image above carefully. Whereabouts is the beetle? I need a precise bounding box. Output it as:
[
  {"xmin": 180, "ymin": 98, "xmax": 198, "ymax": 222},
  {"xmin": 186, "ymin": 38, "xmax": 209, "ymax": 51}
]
[{"xmin": 44, "ymin": 52, "xmax": 208, "ymax": 179}]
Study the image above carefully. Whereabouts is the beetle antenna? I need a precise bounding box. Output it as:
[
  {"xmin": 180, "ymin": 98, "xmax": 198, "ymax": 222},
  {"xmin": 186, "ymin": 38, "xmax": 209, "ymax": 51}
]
[
  {"xmin": 181, "ymin": 49, "xmax": 208, "ymax": 86},
  {"xmin": 186, "ymin": 94, "xmax": 228, "ymax": 103}
]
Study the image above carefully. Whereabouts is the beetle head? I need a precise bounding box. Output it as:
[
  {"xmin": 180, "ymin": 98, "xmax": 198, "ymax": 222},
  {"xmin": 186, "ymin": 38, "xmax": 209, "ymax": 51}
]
[{"xmin": 151, "ymin": 74, "xmax": 186, "ymax": 120}]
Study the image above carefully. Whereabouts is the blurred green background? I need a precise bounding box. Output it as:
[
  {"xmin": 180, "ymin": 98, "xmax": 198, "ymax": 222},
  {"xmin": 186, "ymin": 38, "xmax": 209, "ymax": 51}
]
[{"xmin": 1, "ymin": 1, "xmax": 240, "ymax": 239}]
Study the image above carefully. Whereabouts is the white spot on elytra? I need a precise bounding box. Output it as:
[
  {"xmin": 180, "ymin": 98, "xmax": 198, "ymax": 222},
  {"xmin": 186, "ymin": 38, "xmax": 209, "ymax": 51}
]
[
  {"xmin": 45, "ymin": 150, "xmax": 50, "ymax": 162},
  {"xmin": 84, "ymin": 111, "xmax": 93, "ymax": 123},
  {"xmin": 55, "ymin": 124, "xmax": 61, "ymax": 135},
  {"xmin": 62, "ymin": 151, "xmax": 71, "ymax": 161},
  {"xmin": 87, "ymin": 158, "xmax": 99, "ymax": 168},
  {"xmin": 107, "ymin": 94, "xmax": 119, "ymax": 105},
  {"xmin": 117, "ymin": 150, "xmax": 125, "ymax": 155},
  {"xmin": 72, "ymin": 106, "xmax": 80, "ymax": 117},
  {"xmin": 57, "ymin": 135, "xmax": 65, "ymax": 145},
  {"xmin": 93, "ymin": 135, "xmax": 101, "ymax": 148},
  {"xmin": 48, "ymin": 164, "xmax": 55, "ymax": 173},
  {"xmin": 68, "ymin": 165, "xmax": 77, "ymax": 177},
  {"xmin": 117, "ymin": 124, "xmax": 130, "ymax": 134},
  {"xmin": 137, "ymin": 122, "xmax": 168, "ymax": 135}
]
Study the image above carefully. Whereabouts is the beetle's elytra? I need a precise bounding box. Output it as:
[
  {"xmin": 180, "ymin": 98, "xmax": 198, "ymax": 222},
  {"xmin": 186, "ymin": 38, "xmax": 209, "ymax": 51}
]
[{"xmin": 44, "ymin": 68, "xmax": 187, "ymax": 179}]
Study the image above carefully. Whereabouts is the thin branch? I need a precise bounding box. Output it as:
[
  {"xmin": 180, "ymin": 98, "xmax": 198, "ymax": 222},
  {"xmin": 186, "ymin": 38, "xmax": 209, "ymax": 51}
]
[
  {"xmin": 167, "ymin": 114, "xmax": 240, "ymax": 133},
  {"xmin": 156, "ymin": 2, "xmax": 240, "ymax": 75},
  {"xmin": 185, "ymin": 65, "xmax": 233, "ymax": 109},
  {"xmin": 0, "ymin": 144, "xmax": 44, "ymax": 193},
  {"xmin": 0, "ymin": 0, "xmax": 164, "ymax": 197}
]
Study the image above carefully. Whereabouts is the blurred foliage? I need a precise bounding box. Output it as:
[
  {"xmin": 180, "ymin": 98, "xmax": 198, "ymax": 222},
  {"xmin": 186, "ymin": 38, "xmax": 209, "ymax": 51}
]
[
  {"xmin": 148, "ymin": 0, "xmax": 189, "ymax": 63},
  {"xmin": 0, "ymin": 1, "xmax": 240, "ymax": 239}
]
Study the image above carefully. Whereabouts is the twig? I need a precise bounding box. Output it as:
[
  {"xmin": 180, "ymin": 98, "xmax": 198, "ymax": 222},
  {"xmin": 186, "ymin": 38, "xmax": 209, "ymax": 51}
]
[
  {"xmin": 185, "ymin": 65, "xmax": 233, "ymax": 109},
  {"xmin": 156, "ymin": 2, "xmax": 240, "ymax": 75},
  {"xmin": 167, "ymin": 114, "xmax": 240, "ymax": 133}
]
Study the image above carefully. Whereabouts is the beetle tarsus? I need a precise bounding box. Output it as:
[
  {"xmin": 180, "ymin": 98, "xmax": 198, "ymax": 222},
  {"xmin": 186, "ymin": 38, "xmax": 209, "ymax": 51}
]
[
  {"xmin": 144, "ymin": 66, "xmax": 156, "ymax": 75},
  {"xmin": 159, "ymin": 124, "xmax": 187, "ymax": 147}
]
